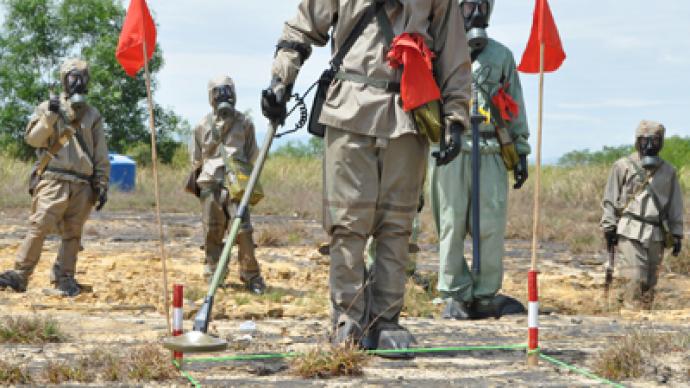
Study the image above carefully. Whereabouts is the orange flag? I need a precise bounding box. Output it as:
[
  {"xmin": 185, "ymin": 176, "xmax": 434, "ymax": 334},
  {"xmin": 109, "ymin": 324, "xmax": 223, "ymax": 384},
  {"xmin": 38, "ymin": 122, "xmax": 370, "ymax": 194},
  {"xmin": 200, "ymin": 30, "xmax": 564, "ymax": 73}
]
[
  {"xmin": 518, "ymin": 0, "xmax": 566, "ymax": 73},
  {"xmin": 116, "ymin": 0, "xmax": 157, "ymax": 77},
  {"xmin": 387, "ymin": 33, "xmax": 441, "ymax": 112}
]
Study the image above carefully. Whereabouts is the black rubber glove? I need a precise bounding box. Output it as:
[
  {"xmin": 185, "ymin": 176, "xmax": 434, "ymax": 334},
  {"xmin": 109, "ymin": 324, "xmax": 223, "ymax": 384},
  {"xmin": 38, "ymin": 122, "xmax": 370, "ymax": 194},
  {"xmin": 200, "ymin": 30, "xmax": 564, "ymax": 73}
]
[
  {"xmin": 417, "ymin": 194, "xmax": 425, "ymax": 213},
  {"xmin": 672, "ymin": 235, "xmax": 682, "ymax": 257},
  {"xmin": 433, "ymin": 123, "xmax": 463, "ymax": 166},
  {"xmin": 513, "ymin": 154, "xmax": 529, "ymax": 189},
  {"xmin": 48, "ymin": 95, "xmax": 61, "ymax": 113},
  {"xmin": 95, "ymin": 187, "xmax": 108, "ymax": 212},
  {"xmin": 261, "ymin": 78, "xmax": 289, "ymax": 126},
  {"xmin": 604, "ymin": 228, "xmax": 618, "ymax": 250}
]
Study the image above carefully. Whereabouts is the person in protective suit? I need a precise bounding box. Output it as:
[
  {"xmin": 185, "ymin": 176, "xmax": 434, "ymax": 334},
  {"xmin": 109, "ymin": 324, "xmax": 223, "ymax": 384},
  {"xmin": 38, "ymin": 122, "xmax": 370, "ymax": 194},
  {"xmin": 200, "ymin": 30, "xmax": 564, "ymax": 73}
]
[
  {"xmin": 601, "ymin": 120, "xmax": 684, "ymax": 309},
  {"xmin": 0, "ymin": 58, "xmax": 109, "ymax": 297},
  {"xmin": 430, "ymin": 0, "xmax": 531, "ymax": 320},
  {"xmin": 191, "ymin": 75, "xmax": 266, "ymax": 295},
  {"xmin": 262, "ymin": 0, "xmax": 471, "ymax": 353}
]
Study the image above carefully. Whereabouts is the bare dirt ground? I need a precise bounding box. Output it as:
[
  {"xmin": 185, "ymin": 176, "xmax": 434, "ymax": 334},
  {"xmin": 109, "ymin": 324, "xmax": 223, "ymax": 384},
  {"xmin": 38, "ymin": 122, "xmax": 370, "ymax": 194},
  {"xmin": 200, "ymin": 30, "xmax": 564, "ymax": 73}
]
[{"xmin": 1, "ymin": 209, "xmax": 689, "ymax": 386}]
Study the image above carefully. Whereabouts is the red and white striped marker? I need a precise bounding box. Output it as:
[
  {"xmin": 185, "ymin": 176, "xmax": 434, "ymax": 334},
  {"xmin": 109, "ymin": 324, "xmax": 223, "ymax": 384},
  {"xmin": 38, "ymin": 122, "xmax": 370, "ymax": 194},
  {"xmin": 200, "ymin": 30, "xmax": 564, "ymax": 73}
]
[
  {"xmin": 172, "ymin": 284, "xmax": 184, "ymax": 362},
  {"xmin": 527, "ymin": 270, "xmax": 539, "ymax": 354}
]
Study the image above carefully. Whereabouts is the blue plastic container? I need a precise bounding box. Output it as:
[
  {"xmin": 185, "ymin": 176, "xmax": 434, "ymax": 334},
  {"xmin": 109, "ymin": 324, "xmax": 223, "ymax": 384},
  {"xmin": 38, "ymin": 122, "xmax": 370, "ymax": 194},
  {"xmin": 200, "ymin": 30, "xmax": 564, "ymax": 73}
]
[{"xmin": 109, "ymin": 153, "xmax": 136, "ymax": 192}]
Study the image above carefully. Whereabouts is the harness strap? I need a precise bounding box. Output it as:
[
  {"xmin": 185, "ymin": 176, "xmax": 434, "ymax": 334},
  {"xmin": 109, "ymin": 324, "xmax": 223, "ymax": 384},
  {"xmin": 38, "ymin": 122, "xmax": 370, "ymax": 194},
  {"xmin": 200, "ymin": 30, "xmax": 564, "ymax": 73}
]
[
  {"xmin": 334, "ymin": 71, "xmax": 400, "ymax": 93},
  {"xmin": 44, "ymin": 167, "xmax": 93, "ymax": 182}
]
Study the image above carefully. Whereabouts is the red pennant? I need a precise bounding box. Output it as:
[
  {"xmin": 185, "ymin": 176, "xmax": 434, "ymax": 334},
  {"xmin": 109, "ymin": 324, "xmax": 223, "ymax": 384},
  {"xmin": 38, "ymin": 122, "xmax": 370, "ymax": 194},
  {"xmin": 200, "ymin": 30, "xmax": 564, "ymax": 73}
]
[
  {"xmin": 116, "ymin": 0, "xmax": 157, "ymax": 77},
  {"xmin": 518, "ymin": 0, "xmax": 566, "ymax": 73},
  {"xmin": 387, "ymin": 33, "xmax": 441, "ymax": 112},
  {"xmin": 491, "ymin": 83, "xmax": 520, "ymax": 122}
]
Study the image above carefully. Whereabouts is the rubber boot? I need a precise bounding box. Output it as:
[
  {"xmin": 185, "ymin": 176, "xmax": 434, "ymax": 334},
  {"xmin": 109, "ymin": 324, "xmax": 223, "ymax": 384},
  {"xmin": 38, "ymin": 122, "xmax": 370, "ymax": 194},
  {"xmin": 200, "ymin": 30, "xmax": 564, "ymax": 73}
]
[
  {"xmin": 331, "ymin": 315, "xmax": 364, "ymax": 347},
  {"xmin": 470, "ymin": 295, "xmax": 526, "ymax": 320},
  {"xmin": 55, "ymin": 275, "xmax": 80, "ymax": 297},
  {"xmin": 49, "ymin": 263, "xmax": 62, "ymax": 285},
  {"xmin": 442, "ymin": 298, "xmax": 471, "ymax": 320},
  {"xmin": 0, "ymin": 270, "xmax": 27, "ymax": 292},
  {"xmin": 371, "ymin": 321, "xmax": 417, "ymax": 359}
]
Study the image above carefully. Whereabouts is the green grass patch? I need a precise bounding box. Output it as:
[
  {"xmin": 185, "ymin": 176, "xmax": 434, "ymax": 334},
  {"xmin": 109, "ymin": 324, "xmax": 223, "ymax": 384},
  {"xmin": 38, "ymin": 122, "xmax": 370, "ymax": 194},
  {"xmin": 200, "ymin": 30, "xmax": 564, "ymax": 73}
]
[{"xmin": 0, "ymin": 316, "xmax": 66, "ymax": 344}]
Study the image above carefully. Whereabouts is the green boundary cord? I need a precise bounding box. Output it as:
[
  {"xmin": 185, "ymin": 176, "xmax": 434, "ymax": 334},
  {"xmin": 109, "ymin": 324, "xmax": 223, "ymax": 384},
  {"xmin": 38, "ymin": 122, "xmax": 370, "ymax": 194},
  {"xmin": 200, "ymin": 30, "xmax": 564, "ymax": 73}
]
[
  {"xmin": 183, "ymin": 344, "xmax": 527, "ymax": 364},
  {"xmin": 173, "ymin": 360, "xmax": 202, "ymax": 388},
  {"xmin": 173, "ymin": 345, "xmax": 624, "ymax": 387},
  {"xmin": 539, "ymin": 353, "xmax": 625, "ymax": 388}
]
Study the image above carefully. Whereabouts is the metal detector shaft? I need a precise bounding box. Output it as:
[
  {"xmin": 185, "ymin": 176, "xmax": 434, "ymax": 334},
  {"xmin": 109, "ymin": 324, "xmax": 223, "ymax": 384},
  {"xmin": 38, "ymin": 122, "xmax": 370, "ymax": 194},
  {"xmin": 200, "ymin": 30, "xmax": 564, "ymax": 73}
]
[
  {"xmin": 604, "ymin": 245, "xmax": 615, "ymax": 293},
  {"xmin": 193, "ymin": 121, "xmax": 279, "ymax": 332},
  {"xmin": 470, "ymin": 84, "xmax": 482, "ymax": 275}
]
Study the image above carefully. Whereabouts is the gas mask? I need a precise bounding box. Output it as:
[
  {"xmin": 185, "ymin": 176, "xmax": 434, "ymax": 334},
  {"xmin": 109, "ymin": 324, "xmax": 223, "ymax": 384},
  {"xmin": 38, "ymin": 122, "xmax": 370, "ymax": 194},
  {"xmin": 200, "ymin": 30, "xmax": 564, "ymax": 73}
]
[
  {"xmin": 461, "ymin": 0, "xmax": 493, "ymax": 52},
  {"xmin": 637, "ymin": 135, "xmax": 663, "ymax": 169},
  {"xmin": 65, "ymin": 70, "xmax": 89, "ymax": 107},
  {"xmin": 212, "ymin": 85, "xmax": 236, "ymax": 118}
]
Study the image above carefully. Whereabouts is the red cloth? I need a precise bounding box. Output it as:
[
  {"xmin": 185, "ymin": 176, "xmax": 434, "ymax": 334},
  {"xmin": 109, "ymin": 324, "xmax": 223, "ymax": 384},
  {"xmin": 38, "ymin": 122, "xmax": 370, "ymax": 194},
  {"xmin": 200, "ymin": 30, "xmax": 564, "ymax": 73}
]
[
  {"xmin": 387, "ymin": 33, "xmax": 441, "ymax": 112},
  {"xmin": 491, "ymin": 83, "xmax": 519, "ymax": 122},
  {"xmin": 518, "ymin": 0, "xmax": 566, "ymax": 73},
  {"xmin": 116, "ymin": 0, "xmax": 157, "ymax": 77}
]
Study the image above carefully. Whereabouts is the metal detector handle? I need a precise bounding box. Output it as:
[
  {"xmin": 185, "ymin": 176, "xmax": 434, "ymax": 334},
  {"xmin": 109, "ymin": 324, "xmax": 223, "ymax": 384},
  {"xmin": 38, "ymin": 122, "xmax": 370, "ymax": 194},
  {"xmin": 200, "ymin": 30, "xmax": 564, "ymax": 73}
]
[
  {"xmin": 193, "ymin": 122, "xmax": 278, "ymax": 332},
  {"xmin": 471, "ymin": 83, "xmax": 482, "ymax": 275},
  {"xmin": 604, "ymin": 245, "xmax": 615, "ymax": 291}
]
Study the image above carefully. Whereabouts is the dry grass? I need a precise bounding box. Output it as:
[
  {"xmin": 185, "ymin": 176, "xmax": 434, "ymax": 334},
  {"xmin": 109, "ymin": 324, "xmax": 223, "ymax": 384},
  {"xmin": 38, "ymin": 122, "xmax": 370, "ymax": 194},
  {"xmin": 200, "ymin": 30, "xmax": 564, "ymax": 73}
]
[
  {"xmin": 256, "ymin": 222, "xmax": 310, "ymax": 247},
  {"xmin": 403, "ymin": 277, "xmax": 437, "ymax": 318},
  {"xmin": 0, "ymin": 316, "xmax": 66, "ymax": 344},
  {"xmin": 1, "ymin": 153, "xmax": 688, "ymax": 273},
  {"xmin": 593, "ymin": 329, "xmax": 690, "ymax": 381},
  {"xmin": 44, "ymin": 360, "xmax": 91, "ymax": 384},
  {"xmin": 0, "ymin": 360, "xmax": 32, "ymax": 384},
  {"xmin": 35, "ymin": 345, "xmax": 179, "ymax": 384},
  {"xmin": 126, "ymin": 344, "xmax": 180, "ymax": 381},
  {"xmin": 291, "ymin": 342, "xmax": 368, "ymax": 379}
]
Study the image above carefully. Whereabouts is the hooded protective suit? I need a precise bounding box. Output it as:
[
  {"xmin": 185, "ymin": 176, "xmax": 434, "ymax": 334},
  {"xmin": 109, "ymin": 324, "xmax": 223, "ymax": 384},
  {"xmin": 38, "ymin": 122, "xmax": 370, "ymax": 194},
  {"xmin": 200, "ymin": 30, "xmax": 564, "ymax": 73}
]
[
  {"xmin": 0, "ymin": 58, "xmax": 109, "ymax": 296},
  {"xmin": 600, "ymin": 120, "xmax": 684, "ymax": 307},
  {"xmin": 191, "ymin": 76, "xmax": 263, "ymax": 290},
  {"xmin": 430, "ymin": 32, "xmax": 530, "ymax": 312},
  {"xmin": 270, "ymin": 0, "xmax": 471, "ymax": 343}
]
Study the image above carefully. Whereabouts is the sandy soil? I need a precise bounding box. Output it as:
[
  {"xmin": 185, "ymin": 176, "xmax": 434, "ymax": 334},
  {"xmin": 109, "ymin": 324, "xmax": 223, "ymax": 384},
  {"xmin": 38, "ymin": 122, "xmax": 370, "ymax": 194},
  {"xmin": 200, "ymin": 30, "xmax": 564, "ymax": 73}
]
[{"xmin": 0, "ymin": 210, "xmax": 688, "ymax": 386}]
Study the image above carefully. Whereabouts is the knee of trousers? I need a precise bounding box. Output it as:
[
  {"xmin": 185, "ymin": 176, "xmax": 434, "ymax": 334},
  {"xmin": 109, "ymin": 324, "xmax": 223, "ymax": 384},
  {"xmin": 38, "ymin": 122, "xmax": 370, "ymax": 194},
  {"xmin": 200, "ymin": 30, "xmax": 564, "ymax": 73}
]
[
  {"xmin": 61, "ymin": 219, "xmax": 86, "ymax": 240},
  {"xmin": 28, "ymin": 211, "xmax": 60, "ymax": 236}
]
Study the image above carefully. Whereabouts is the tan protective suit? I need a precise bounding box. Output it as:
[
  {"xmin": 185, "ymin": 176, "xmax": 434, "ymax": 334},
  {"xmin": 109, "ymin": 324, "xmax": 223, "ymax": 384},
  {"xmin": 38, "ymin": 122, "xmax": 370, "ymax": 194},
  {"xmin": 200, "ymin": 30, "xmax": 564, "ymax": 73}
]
[
  {"xmin": 601, "ymin": 123, "xmax": 684, "ymax": 306},
  {"xmin": 192, "ymin": 76, "xmax": 261, "ymax": 283},
  {"xmin": 272, "ymin": 0, "xmax": 471, "ymax": 327},
  {"xmin": 14, "ymin": 58, "xmax": 109, "ymax": 287}
]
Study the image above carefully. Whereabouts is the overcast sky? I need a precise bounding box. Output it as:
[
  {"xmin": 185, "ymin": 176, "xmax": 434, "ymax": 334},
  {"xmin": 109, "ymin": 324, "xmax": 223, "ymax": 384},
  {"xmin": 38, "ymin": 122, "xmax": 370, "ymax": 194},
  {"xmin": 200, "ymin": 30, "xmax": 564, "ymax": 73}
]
[{"xmin": 4, "ymin": 1, "xmax": 690, "ymax": 162}]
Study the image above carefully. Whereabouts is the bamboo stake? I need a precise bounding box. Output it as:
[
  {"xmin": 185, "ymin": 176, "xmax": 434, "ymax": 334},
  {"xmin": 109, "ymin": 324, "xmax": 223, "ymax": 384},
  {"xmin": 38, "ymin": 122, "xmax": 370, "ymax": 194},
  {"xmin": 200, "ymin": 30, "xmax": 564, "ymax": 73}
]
[{"xmin": 142, "ymin": 38, "xmax": 171, "ymax": 334}]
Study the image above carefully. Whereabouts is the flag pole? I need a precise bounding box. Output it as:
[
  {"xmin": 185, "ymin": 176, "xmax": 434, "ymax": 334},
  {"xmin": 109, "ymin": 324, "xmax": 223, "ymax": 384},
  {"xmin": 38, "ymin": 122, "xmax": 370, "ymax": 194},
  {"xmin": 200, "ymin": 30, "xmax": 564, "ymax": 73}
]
[
  {"xmin": 527, "ymin": 40, "xmax": 545, "ymax": 368},
  {"xmin": 142, "ymin": 38, "xmax": 171, "ymax": 334}
]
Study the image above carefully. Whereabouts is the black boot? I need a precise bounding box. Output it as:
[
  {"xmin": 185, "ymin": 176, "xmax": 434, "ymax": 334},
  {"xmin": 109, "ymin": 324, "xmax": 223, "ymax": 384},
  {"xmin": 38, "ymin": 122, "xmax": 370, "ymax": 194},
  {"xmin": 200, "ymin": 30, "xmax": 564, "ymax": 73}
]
[
  {"xmin": 0, "ymin": 271, "xmax": 27, "ymax": 292},
  {"xmin": 369, "ymin": 321, "xmax": 416, "ymax": 359},
  {"xmin": 55, "ymin": 275, "xmax": 81, "ymax": 297},
  {"xmin": 246, "ymin": 275, "xmax": 266, "ymax": 295}
]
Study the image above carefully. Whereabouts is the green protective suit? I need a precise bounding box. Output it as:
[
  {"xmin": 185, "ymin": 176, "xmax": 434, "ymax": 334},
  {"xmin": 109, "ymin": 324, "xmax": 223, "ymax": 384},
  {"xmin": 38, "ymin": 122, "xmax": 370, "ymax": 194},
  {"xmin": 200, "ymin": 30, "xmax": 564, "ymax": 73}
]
[{"xmin": 430, "ymin": 38, "xmax": 530, "ymax": 304}]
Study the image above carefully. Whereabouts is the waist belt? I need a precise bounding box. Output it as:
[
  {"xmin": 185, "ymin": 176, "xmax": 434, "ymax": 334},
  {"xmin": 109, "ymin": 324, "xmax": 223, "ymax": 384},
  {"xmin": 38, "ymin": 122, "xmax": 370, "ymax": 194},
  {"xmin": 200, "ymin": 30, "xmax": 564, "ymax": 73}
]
[
  {"xmin": 335, "ymin": 71, "xmax": 400, "ymax": 93},
  {"xmin": 45, "ymin": 167, "xmax": 93, "ymax": 182},
  {"xmin": 463, "ymin": 131, "xmax": 497, "ymax": 139},
  {"xmin": 622, "ymin": 212, "xmax": 661, "ymax": 227}
]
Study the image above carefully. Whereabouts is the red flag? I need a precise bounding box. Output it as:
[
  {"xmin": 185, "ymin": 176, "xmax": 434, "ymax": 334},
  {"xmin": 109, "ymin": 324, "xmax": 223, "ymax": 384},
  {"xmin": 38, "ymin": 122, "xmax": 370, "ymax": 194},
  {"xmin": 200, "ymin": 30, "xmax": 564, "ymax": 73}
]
[
  {"xmin": 116, "ymin": 0, "xmax": 157, "ymax": 77},
  {"xmin": 387, "ymin": 33, "xmax": 441, "ymax": 112},
  {"xmin": 518, "ymin": 0, "xmax": 565, "ymax": 73}
]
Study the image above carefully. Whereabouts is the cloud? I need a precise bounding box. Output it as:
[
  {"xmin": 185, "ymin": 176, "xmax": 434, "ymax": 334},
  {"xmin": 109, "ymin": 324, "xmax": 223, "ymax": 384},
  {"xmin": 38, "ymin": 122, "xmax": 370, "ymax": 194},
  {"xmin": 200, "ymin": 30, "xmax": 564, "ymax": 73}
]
[{"xmin": 557, "ymin": 99, "xmax": 686, "ymax": 110}]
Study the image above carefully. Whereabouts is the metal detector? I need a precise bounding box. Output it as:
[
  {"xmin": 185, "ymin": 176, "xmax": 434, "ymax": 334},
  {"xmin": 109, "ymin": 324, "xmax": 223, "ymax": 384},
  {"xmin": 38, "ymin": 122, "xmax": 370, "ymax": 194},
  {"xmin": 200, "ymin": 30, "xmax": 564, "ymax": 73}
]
[
  {"xmin": 163, "ymin": 121, "xmax": 279, "ymax": 353},
  {"xmin": 470, "ymin": 82, "xmax": 483, "ymax": 275}
]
